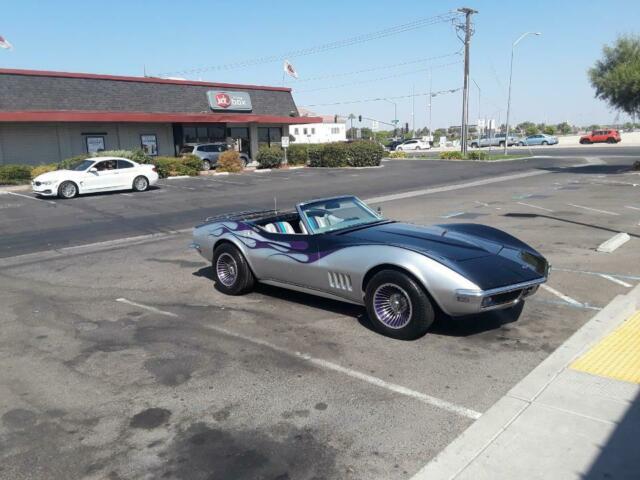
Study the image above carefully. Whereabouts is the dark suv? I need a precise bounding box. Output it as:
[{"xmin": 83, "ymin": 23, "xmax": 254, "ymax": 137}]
[
  {"xmin": 180, "ymin": 143, "xmax": 250, "ymax": 170},
  {"xmin": 579, "ymin": 129, "xmax": 621, "ymax": 144}
]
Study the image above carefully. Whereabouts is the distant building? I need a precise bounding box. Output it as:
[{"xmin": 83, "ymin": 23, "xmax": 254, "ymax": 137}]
[{"xmin": 290, "ymin": 110, "xmax": 347, "ymax": 144}]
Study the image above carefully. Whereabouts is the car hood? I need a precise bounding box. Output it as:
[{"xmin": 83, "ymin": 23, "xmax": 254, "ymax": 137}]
[
  {"xmin": 342, "ymin": 222, "xmax": 547, "ymax": 289},
  {"xmin": 33, "ymin": 170, "xmax": 70, "ymax": 182}
]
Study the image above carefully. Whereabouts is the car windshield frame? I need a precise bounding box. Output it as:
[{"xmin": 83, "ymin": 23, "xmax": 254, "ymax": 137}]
[
  {"xmin": 71, "ymin": 159, "xmax": 96, "ymax": 171},
  {"xmin": 296, "ymin": 196, "xmax": 384, "ymax": 235}
]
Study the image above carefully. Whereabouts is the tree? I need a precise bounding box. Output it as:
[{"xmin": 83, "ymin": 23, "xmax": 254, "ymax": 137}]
[
  {"xmin": 433, "ymin": 128, "xmax": 447, "ymax": 139},
  {"xmin": 556, "ymin": 122, "xmax": 572, "ymax": 135},
  {"xmin": 588, "ymin": 35, "xmax": 640, "ymax": 117},
  {"xmin": 543, "ymin": 125, "xmax": 556, "ymax": 135},
  {"xmin": 517, "ymin": 121, "xmax": 538, "ymax": 136}
]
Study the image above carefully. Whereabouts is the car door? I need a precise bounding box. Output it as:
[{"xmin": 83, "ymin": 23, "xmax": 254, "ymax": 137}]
[
  {"xmin": 594, "ymin": 130, "xmax": 605, "ymax": 143},
  {"xmin": 116, "ymin": 159, "xmax": 137, "ymax": 188},
  {"xmin": 83, "ymin": 160, "xmax": 119, "ymax": 191}
]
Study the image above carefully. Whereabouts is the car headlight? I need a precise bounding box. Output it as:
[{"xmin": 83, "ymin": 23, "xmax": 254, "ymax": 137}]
[{"xmin": 38, "ymin": 181, "xmax": 54, "ymax": 185}]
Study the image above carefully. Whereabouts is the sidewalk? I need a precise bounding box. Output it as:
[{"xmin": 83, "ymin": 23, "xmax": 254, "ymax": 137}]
[{"xmin": 414, "ymin": 284, "xmax": 640, "ymax": 480}]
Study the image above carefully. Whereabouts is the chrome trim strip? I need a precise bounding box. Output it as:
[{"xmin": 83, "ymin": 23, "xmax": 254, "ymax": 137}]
[
  {"xmin": 259, "ymin": 279, "xmax": 364, "ymax": 306},
  {"xmin": 456, "ymin": 277, "xmax": 547, "ymax": 299}
]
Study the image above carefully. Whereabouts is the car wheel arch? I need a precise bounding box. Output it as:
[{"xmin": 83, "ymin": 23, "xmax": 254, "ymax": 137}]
[
  {"xmin": 361, "ymin": 263, "xmax": 441, "ymax": 311},
  {"xmin": 213, "ymin": 238, "xmax": 258, "ymax": 278}
]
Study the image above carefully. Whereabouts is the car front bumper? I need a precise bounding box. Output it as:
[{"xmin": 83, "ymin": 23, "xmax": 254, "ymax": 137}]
[
  {"xmin": 451, "ymin": 277, "xmax": 547, "ymax": 315},
  {"xmin": 31, "ymin": 181, "xmax": 59, "ymax": 196}
]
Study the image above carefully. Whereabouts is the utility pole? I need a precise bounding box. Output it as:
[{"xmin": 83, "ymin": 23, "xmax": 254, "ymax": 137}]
[
  {"xmin": 428, "ymin": 69, "xmax": 433, "ymax": 140},
  {"xmin": 458, "ymin": 7, "xmax": 477, "ymax": 155}
]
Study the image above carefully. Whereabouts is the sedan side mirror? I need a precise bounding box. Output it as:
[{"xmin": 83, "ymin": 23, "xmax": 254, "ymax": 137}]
[{"xmin": 89, "ymin": 167, "xmax": 97, "ymax": 173}]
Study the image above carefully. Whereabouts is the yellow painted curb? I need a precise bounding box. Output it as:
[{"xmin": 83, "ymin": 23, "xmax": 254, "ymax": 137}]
[{"xmin": 571, "ymin": 311, "xmax": 640, "ymax": 384}]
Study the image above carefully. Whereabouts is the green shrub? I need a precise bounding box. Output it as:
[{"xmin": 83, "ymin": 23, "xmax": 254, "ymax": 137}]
[
  {"xmin": 58, "ymin": 155, "xmax": 90, "ymax": 170},
  {"xmin": 152, "ymin": 155, "xmax": 201, "ymax": 178},
  {"xmin": 286, "ymin": 144, "xmax": 310, "ymax": 165},
  {"xmin": 0, "ymin": 164, "xmax": 33, "ymax": 185},
  {"xmin": 256, "ymin": 146, "xmax": 283, "ymax": 169},
  {"xmin": 312, "ymin": 142, "xmax": 349, "ymax": 167},
  {"xmin": 31, "ymin": 164, "xmax": 58, "ymax": 179},
  {"xmin": 93, "ymin": 149, "xmax": 151, "ymax": 163},
  {"xmin": 439, "ymin": 151, "xmax": 464, "ymax": 160},
  {"xmin": 217, "ymin": 150, "xmax": 243, "ymax": 173},
  {"xmin": 346, "ymin": 141, "xmax": 384, "ymax": 167},
  {"xmin": 389, "ymin": 151, "xmax": 407, "ymax": 159},
  {"xmin": 467, "ymin": 151, "xmax": 487, "ymax": 160}
]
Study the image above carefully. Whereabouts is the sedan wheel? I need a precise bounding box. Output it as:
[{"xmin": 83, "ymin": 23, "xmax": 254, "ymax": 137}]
[
  {"xmin": 396, "ymin": 147, "xmax": 403, "ymax": 151},
  {"xmin": 132, "ymin": 176, "xmax": 149, "ymax": 192},
  {"xmin": 365, "ymin": 270, "xmax": 434, "ymax": 340},
  {"xmin": 57, "ymin": 181, "xmax": 77, "ymax": 199},
  {"xmin": 213, "ymin": 243, "xmax": 255, "ymax": 295},
  {"xmin": 202, "ymin": 160, "xmax": 211, "ymax": 171},
  {"xmin": 542, "ymin": 141, "xmax": 548, "ymax": 145}
]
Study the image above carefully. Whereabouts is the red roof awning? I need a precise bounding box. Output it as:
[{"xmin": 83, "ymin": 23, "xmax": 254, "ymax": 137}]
[{"xmin": 0, "ymin": 110, "xmax": 321, "ymax": 124}]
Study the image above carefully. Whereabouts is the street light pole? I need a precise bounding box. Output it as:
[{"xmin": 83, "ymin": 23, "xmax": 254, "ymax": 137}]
[
  {"xmin": 472, "ymin": 78, "xmax": 481, "ymax": 146},
  {"xmin": 458, "ymin": 7, "xmax": 477, "ymax": 155},
  {"xmin": 504, "ymin": 31, "xmax": 541, "ymax": 154},
  {"xmin": 383, "ymin": 98, "xmax": 398, "ymax": 138}
]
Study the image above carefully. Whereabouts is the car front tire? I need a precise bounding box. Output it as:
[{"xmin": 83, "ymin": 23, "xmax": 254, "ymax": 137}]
[
  {"xmin": 498, "ymin": 141, "xmax": 505, "ymax": 147},
  {"xmin": 202, "ymin": 160, "xmax": 211, "ymax": 171},
  {"xmin": 580, "ymin": 139, "xmax": 590, "ymax": 144},
  {"xmin": 365, "ymin": 270, "xmax": 434, "ymax": 340},
  {"xmin": 132, "ymin": 175, "xmax": 149, "ymax": 192},
  {"xmin": 57, "ymin": 181, "xmax": 78, "ymax": 199},
  {"xmin": 213, "ymin": 243, "xmax": 255, "ymax": 295},
  {"xmin": 606, "ymin": 138, "xmax": 616, "ymax": 144},
  {"xmin": 396, "ymin": 147, "xmax": 403, "ymax": 151}
]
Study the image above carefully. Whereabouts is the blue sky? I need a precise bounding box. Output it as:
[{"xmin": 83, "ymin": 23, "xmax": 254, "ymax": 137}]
[{"xmin": 2, "ymin": 0, "xmax": 639, "ymax": 130}]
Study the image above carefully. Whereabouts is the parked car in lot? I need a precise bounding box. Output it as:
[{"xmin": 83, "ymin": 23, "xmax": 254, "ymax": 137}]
[
  {"xmin": 32, "ymin": 157, "xmax": 159, "ymax": 199},
  {"xmin": 395, "ymin": 139, "xmax": 431, "ymax": 151},
  {"xmin": 180, "ymin": 143, "xmax": 250, "ymax": 170},
  {"xmin": 517, "ymin": 133, "xmax": 559, "ymax": 146},
  {"xmin": 192, "ymin": 195, "xmax": 548, "ymax": 339},
  {"xmin": 385, "ymin": 140, "xmax": 404, "ymax": 151},
  {"xmin": 579, "ymin": 129, "xmax": 621, "ymax": 144},
  {"xmin": 470, "ymin": 134, "xmax": 518, "ymax": 148}
]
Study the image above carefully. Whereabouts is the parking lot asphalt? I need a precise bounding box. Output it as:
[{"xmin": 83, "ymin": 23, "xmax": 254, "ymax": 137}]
[
  {"xmin": 0, "ymin": 155, "xmax": 591, "ymax": 258},
  {"xmin": 1, "ymin": 154, "xmax": 639, "ymax": 479}
]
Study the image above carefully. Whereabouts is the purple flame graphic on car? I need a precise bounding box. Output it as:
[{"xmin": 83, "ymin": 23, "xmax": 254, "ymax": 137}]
[{"xmin": 208, "ymin": 221, "xmax": 336, "ymax": 264}]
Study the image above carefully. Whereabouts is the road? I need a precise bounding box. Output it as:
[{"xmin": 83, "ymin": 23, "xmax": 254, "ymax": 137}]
[
  {"xmin": 407, "ymin": 144, "xmax": 640, "ymax": 159},
  {"xmin": 0, "ymin": 154, "xmax": 627, "ymax": 258},
  {"xmin": 1, "ymin": 153, "xmax": 639, "ymax": 479}
]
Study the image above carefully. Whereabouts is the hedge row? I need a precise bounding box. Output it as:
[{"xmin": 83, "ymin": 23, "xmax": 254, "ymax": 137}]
[
  {"xmin": 256, "ymin": 141, "xmax": 385, "ymax": 169},
  {"xmin": 439, "ymin": 150, "xmax": 488, "ymax": 160}
]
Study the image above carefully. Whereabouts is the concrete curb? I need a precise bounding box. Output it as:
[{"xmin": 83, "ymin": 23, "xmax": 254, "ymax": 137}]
[
  {"xmin": 412, "ymin": 283, "xmax": 640, "ymax": 480},
  {"xmin": 0, "ymin": 184, "xmax": 31, "ymax": 193}
]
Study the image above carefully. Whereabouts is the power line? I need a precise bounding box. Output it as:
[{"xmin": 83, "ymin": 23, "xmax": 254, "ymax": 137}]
[
  {"xmin": 294, "ymin": 50, "xmax": 462, "ymax": 83},
  {"xmin": 155, "ymin": 11, "xmax": 459, "ymax": 77},
  {"xmin": 299, "ymin": 87, "xmax": 462, "ymax": 108},
  {"xmin": 293, "ymin": 60, "xmax": 462, "ymax": 93}
]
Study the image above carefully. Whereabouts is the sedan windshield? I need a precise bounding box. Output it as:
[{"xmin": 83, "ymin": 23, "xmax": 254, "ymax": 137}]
[
  {"xmin": 72, "ymin": 159, "xmax": 95, "ymax": 171},
  {"xmin": 299, "ymin": 197, "xmax": 383, "ymax": 234}
]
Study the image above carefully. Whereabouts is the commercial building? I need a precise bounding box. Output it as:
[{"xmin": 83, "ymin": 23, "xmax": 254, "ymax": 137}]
[
  {"xmin": 0, "ymin": 68, "xmax": 320, "ymax": 165},
  {"xmin": 290, "ymin": 111, "xmax": 346, "ymax": 144}
]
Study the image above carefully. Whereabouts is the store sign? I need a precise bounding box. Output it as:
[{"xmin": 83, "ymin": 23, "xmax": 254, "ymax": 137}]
[{"xmin": 207, "ymin": 91, "xmax": 252, "ymax": 111}]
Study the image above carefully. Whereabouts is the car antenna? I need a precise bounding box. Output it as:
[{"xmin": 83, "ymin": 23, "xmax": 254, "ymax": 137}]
[{"xmin": 274, "ymin": 197, "xmax": 277, "ymax": 214}]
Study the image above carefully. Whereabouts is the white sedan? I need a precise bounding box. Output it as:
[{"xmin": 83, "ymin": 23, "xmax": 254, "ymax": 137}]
[
  {"xmin": 395, "ymin": 139, "xmax": 431, "ymax": 151},
  {"xmin": 32, "ymin": 157, "xmax": 159, "ymax": 199}
]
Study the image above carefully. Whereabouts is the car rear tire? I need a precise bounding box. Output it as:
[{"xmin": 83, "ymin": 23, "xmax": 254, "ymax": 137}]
[
  {"xmin": 213, "ymin": 243, "xmax": 255, "ymax": 295},
  {"xmin": 396, "ymin": 147, "xmax": 403, "ymax": 151},
  {"xmin": 541, "ymin": 141, "xmax": 548, "ymax": 145},
  {"xmin": 471, "ymin": 142, "xmax": 478, "ymax": 148},
  {"xmin": 132, "ymin": 176, "xmax": 149, "ymax": 192},
  {"xmin": 580, "ymin": 139, "xmax": 590, "ymax": 144},
  {"xmin": 498, "ymin": 141, "xmax": 505, "ymax": 147},
  {"xmin": 57, "ymin": 181, "xmax": 78, "ymax": 199},
  {"xmin": 517, "ymin": 142, "xmax": 525, "ymax": 146},
  {"xmin": 202, "ymin": 160, "xmax": 211, "ymax": 171},
  {"xmin": 365, "ymin": 270, "xmax": 434, "ymax": 340},
  {"xmin": 606, "ymin": 138, "xmax": 616, "ymax": 144}
]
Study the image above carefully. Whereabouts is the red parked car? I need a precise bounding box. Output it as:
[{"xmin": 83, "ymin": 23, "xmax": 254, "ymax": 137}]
[{"xmin": 579, "ymin": 129, "xmax": 621, "ymax": 144}]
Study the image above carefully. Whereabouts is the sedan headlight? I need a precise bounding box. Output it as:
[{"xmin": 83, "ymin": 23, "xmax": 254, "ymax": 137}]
[{"xmin": 38, "ymin": 180, "xmax": 54, "ymax": 185}]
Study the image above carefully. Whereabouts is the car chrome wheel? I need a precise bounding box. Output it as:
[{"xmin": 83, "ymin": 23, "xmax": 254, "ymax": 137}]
[
  {"xmin": 134, "ymin": 176, "xmax": 148, "ymax": 191},
  {"xmin": 216, "ymin": 252, "xmax": 238, "ymax": 287},
  {"xmin": 60, "ymin": 182, "xmax": 77, "ymax": 198},
  {"xmin": 373, "ymin": 283, "xmax": 413, "ymax": 329}
]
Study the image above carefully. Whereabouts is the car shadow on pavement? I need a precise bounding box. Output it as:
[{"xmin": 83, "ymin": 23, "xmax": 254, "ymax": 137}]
[{"xmin": 194, "ymin": 266, "xmax": 525, "ymax": 339}]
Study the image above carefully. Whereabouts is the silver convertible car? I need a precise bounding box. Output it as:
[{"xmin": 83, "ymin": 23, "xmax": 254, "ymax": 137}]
[{"xmin": 192, "ymin": 196, "xmax": 548, "ymax": 339}]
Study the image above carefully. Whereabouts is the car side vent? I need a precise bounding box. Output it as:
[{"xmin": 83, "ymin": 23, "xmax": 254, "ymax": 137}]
[{"xmin": 328, "ymin": 272, "xmax": 353, "ymax": 291}]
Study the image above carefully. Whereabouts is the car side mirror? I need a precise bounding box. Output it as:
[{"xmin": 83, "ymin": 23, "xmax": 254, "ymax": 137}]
[
  {"xmin": 377, "ymin": 206, "xmax": 383, "ymax": 216},
  {"xmin": 89, "ymin": 167, "xmax": 97, "ymax": 173}
]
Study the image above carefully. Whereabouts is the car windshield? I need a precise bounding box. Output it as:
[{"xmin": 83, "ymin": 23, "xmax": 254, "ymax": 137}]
[
  {"xmin": 299, "ymin": 196, "xmax": 383, "ymax": 234},
  {"xmin": 72, "ymin": 159, "xmax": 95, "ymax": 171}
]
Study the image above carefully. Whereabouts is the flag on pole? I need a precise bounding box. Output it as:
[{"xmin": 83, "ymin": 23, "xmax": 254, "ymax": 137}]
[
  {"xmin": 283, "ymin": 59, "xmax": 298, "ymax": 79},
  {"xmin": 0, "ymin": 35, "xmax": 13, "ymax": 50}
]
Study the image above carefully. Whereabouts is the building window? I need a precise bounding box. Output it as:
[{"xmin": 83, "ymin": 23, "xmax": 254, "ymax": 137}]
[
  {"xmin": 140, "ymin": 134, "xmax": 158, "ymax": 156},
  {"xmin": 227, "ymin": 127, "xmax": 250, "ymax": 154},
  {"xmin": 303, "ymin": 128, "xmax": 308, "ymax": 135},
  {"xmin": 183, "ymin": 127, "xmax": 197, "ymax": 143},
  {"xmin": 86, "ymin": 136, "xmax": 105, "ymax": 154},
  {"xmin": 258, "ymin": 127, "xmax": 283, "ymax": 148},
  {"xmin": 294, "ymin": 128, "xmax": 299, "ymax": 135},
  {"xmin": 331, "ymin": 127, "xmax": 340, "ymax": 134},
  {"xmin": 311, "ymin": 128, "xmax": 315, "ymax": 134}
]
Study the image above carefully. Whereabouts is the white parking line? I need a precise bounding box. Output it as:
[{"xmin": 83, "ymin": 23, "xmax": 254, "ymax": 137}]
[
  {"xmin": 114, "ymin": 298, "xmax": 482, "ymax": 420},
  {"xmin": 441, "ymin": 212, "xmax": 465, "ymax": 219},
  {"xmin": 566, "ymin": 203, "xmax": 620, "ymax": 216},
  {"xmin": 6, "ymin": 192, "xmax": 57, "ymax": 205},
  {"xmin": 516, "ymin": 202, "xmax": 553, "ymax": 212},
  {"xmin": 551, "ymin": 267, "xmax": 640, "ymax": 281},
  {"xmin": 598, "ymin": 274, "xmax": 632, "ymax": 288},
  {"xmin": 540, "ymin": 284, "xmax": 584, "ymax": 308},
  {"xmin": 624, "ymin": 205, "xmax": 640, "ymax": 211}
]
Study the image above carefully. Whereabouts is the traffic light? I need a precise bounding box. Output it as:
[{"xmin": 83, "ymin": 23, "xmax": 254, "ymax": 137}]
[
  {"xmin": 334, "ymin": 114, "xmax": 338, "ymax": 123},
  {"xmin": 405, "ymin": 122, "xmax": 409, "ymax": 134},
  {"xmin": 358, "ymin": 115, "xmax": 362, "ymax": 122}
]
